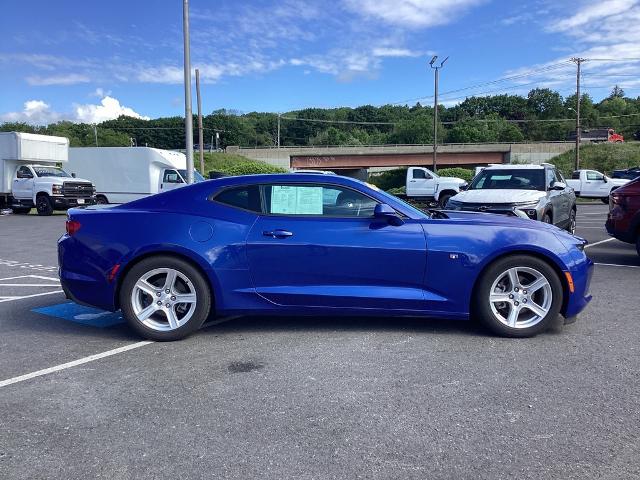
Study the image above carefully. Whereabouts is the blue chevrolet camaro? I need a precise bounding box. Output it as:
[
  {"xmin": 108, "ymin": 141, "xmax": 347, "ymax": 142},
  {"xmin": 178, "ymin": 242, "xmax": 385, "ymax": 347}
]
[{"xmin": 58, "ymin": 174, "xmax": 593, "ymax": 341}]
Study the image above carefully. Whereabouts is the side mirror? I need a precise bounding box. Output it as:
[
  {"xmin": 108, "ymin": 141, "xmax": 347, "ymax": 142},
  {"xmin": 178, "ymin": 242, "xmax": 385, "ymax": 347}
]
[
  {"xmin": 71, "ymin": 172, "xmax": 76, "ymax": 178},
  {"xmin": 602, "ymin": 176, "xmax": 608, "ymax": 183},
  {"xmin": 374, "ymin": 203, "xmax": 404, "ymax": 226},
  {"xmin": 551, "ymin": 181, "xmax": 566, "ymax": 191},
  {"xmin": 459, "ymin": 183, "xmax": 469, "ymax": 191}
]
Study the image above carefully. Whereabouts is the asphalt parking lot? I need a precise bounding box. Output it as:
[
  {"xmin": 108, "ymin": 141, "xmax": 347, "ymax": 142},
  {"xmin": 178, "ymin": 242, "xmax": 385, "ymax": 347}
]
[{"xmin": 1, "ymin": 204, "xmax": 639, "ymax": 480}]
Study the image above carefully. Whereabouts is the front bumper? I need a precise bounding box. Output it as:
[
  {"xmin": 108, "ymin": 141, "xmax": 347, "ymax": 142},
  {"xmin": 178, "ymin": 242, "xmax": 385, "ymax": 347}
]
[
  {"xmin": 51, "ymin": 196, "xmax": 97, "ymax": 209},
  {"xmin": 447, "ymin": 203, "xmax": 541, "ymax": 220},
  {"xmin": 564, "ymin": 257, "xmax": 594, "ymax": 318}
]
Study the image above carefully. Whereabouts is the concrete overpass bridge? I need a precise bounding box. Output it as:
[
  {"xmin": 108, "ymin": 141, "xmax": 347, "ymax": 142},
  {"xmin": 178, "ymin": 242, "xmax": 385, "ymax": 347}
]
[{"xmin": 227, "ymin": 142, "xmax": 575, "ymax": 172}]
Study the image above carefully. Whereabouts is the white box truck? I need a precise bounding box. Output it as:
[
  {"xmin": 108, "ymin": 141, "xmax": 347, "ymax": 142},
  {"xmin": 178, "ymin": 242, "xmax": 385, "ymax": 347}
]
[
  {"xmin": 0, "ymin": 132, "xmax": 96, "ymax": 215},
  {"xmin": 68, "ymin": 147, "xmax": 206, "ymax": 204}
]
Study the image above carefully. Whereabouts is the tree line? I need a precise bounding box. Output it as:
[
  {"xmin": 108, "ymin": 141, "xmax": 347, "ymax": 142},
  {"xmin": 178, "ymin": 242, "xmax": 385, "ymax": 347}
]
[{"xmin": 2, "ymin": 87, "xmax": 639, "ymax": 149}]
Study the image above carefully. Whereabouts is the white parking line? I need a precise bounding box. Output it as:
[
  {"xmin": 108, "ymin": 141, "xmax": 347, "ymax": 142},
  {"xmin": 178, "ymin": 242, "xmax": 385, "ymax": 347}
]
[
  {"xmin": 0, "ymin": 290, "xmax": 63, "ymax": 303},
  {"xmin": 0, "ymin": 341, "xmax": 154, "ymax": 388},
  {"xmin": 585, "ymin": 238, "xmax": 615, "ymax": 249},
  {"xmin": 595, "ymin": 263, "xmax": 640, "ymax": 269}
]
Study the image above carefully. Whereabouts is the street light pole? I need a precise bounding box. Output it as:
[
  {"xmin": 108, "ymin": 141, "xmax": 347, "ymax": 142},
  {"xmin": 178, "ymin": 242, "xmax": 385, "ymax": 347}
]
[
  {"xmin": 430, "ymin": 55, "xmax": 448, "ymax": 173},
  {"xmin": 182, "ymin": 0, "xmax": 194, "ymax": 184},
  {"xmin": 571, "ymin": 57, "xmax": 585, "ymax": 171}
]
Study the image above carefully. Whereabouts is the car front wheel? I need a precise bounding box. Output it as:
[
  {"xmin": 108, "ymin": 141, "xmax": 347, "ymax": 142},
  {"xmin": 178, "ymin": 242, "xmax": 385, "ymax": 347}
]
[
  {"xmin": 474, "ymin": 255, "xmax": 563, "ymax": 337},
  {"xmin": 567, "ymin": 209, "xmax": 576, "ymax": 234},
  {"xmin": 120, "ymin": 256, "xmax": 212, "ymax": 341}
]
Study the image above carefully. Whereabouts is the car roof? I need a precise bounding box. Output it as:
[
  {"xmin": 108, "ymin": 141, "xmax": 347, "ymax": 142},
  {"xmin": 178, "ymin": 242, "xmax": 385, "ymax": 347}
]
[
  {"xmin": 208, "ymin": 173, "xmax": 365, "ymax": 187},
  {"xmin": 483, "ymin": 164, "xmax": 548, "ymax": 170}
]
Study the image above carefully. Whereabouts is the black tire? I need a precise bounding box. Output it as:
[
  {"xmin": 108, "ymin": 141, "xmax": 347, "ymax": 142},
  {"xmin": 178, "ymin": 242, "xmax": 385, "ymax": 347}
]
[
  {"xmin": 566, "ymin": 209, "xmax": 576, "ymax": 234},
  {"xmin": 542, "ymin": 212, "xmax": 552, "ymax": 224},
  {"xmin": 11, "ymin": 207, "xmax": 31, "ymax": 214},
  {"xmin": 439, "ymin": 193, "xmax": 454, "ymax": 208},
  {"xmin": 601, "ymin": 197, "xmax": 609, "ymax": 205},
  {"xmin": 636, "ymin": 235, "xmax": 640, "ymax": 258},
  {"xmin": 473, "ymin": 255, "xmax": 563, "ymax": 338},
  {"xmin": 36, "ymin": 194, "xmax": 53, "ymax": 216},
  {"xmin": 96, "ymin": 195, "xmax": 108, "ymax": 205},
  {"xmin": 119, "ymin": 255, "xmax": 212, "ymax": 341}
]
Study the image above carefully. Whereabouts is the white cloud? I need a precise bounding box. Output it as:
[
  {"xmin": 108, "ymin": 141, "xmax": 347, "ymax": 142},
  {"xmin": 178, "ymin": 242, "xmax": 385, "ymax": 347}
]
[
  {"xmin": 25, "ymin": 73, "xmax": 90, "ymax": 86},
  {"xmin": 0, "ymin": 100, "xmax": 61, "ymax": 124},
  {"xmin": 372, "ymin": 47, "xmax": 422, "ymax": 57},
  {"xmin": 1, "ymin": 96, "xmax": 148, "ymax": 125},
  {"xmin": 344, "ymin": 0, "xmax": 484, "ymax": 28},
  {"xmin": 74, "ymin": 96, "xmax": 150, "ymax": 124},
  {"xmin": 548, "ymin": 0, "xmax": 637, "ymax": 31}
]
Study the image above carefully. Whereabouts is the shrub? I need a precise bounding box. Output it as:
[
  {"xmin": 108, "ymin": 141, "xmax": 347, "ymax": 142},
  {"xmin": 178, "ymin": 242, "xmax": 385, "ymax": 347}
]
[
  {"xmin": 203, "ymin": 152, "xmax": 286, "ymax": 176},
  {"xmin": 437, "ymin": 167, "xmax": 474, "ymax": 182},
  {"xmin": 368, "ymin": 168, "xmax": 407, "ymax": 191},
  {"xmin": 387, "ymin": 186, "xmax": 406, "ymax": 195}
]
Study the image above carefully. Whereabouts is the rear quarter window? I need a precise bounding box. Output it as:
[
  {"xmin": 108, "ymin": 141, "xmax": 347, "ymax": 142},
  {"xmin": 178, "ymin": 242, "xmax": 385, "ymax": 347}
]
[{"xmin": 213, "ymin": 185, "xmax": 261, "ymax": 213}]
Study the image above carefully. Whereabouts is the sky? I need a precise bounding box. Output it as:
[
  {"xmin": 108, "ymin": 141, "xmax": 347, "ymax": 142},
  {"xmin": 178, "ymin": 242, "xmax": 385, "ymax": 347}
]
[{"xmin": 2, "ymin": 0, "xmax": 640, "ymax": 125}]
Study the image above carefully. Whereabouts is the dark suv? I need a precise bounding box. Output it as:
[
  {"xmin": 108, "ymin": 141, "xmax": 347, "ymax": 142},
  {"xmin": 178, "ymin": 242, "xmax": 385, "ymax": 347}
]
[
  {"xmin": 606, "ymin": 177, "xmax": 640, "ymax": 256},
  {"xmin": 611, "ymin": 167, "xmax": 640, "ymax": 180}
]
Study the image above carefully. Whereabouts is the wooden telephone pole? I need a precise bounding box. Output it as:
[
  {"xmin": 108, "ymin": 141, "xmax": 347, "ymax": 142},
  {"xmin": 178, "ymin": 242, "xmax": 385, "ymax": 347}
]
[{"xmin": 571, "ymin": 57, "xmax": 585, "ymax": 171}]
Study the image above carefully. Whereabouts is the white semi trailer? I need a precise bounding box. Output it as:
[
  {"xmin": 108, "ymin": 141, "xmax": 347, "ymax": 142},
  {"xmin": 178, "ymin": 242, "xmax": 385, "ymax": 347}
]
[{"xmin": 68, "ymin": 147, "xmax": 205, "ymax": 204}]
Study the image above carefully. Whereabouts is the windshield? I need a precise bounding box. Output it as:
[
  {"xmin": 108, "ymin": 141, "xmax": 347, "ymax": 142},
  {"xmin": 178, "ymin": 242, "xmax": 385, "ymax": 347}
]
[
  {"xmin": 33, "ymin": 167, "xmax": 71, "ymax": 178},
  {"xmin": 469, "ymin": 169, "xmax": 545, "ymax": 191},
  {"xmin": 177, "ymin": 169, "xmax": 206, "ymax": 183}
]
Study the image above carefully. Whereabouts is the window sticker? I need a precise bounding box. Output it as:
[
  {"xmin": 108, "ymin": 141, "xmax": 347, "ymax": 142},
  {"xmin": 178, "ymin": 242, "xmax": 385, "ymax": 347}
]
[{"xmin": 271, "ymin": 186, "xmax": 323, "ymax": 214}]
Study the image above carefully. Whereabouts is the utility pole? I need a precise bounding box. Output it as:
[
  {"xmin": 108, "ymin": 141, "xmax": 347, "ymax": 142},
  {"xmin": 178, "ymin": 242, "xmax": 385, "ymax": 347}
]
[
  {"xmin": 182, "ymin": 0, "xmax": 194, "ymax": 184},
  {"xmin": 277, "ymin": 113, "xmax": 281, "ymax": 148},
  {"xmin": 429, "ymin": 55, "xmax": 448, "ymax": 173},
  {"xmin": 571, "ymin": 57, "xmax": 585, "ymax": 171},
  {"xmin": 195, "ymin": 68, "xmax": 205, "ymax": 175}
]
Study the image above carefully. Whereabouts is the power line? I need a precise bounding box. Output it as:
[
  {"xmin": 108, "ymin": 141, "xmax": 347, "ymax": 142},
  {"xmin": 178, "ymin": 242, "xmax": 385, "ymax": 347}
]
[{"xmin": 280, "ymin": 116, "xmax": 395, "ymax": 125}]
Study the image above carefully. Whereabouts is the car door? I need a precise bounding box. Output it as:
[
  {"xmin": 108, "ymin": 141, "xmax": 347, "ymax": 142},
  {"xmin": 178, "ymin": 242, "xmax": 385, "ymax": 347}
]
[
  {"xmin": 407, "ymin": 168, "xmax": 435, "ymax": 196},
  {"xmin": 584, "ymin": 170, "xmax": 607, "ymax": 196},
  {"xmin": 13, "ymin": 166, "xmax": 34, "ymax": 200},
  {"xmin": 548, "ymin": 168, "xmax": 570, "ymax": 226},
  {"xmin": 245, "ymin": 182, "xmax": 428, "ymax": 311},
  {"xmin": 160, "ymin": 169, "xmax": 185, "ymax": 192}
]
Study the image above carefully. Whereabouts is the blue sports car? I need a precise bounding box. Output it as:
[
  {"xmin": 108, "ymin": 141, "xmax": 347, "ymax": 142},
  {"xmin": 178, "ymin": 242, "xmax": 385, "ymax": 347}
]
[{"xmin": 58, "ymin": 174, "xmax": 593, "ymax": 341}]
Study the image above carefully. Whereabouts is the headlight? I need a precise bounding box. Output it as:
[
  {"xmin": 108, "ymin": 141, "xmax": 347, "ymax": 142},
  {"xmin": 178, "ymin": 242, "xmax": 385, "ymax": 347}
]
[
  {"xmin": 52, "ymin": 184, "xmax": 63, "ymax": 195},
  {"xmin": 515, "ymin": 203, "xmax": 540, "ymax": 219}
]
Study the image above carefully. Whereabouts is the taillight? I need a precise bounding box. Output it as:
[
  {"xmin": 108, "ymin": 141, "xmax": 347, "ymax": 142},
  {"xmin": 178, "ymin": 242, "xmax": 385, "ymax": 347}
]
[
  {"xmin": 611, "ymin": 194, "xmax": 625, "ymax": 208},
  {"xmin": 66, "ymin": 219, "xmax": 81, "ymax": 235}
]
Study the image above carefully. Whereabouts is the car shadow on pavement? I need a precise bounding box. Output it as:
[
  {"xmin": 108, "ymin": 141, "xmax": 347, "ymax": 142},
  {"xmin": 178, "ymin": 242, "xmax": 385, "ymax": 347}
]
[{"xmin": 201, "ymin": 314, "xmax": 489, "ymax": 338}]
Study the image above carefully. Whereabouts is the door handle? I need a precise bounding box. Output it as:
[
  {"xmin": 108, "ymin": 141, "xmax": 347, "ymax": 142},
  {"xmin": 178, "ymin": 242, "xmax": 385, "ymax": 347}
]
[
  {"xmin": 409, "ymin": 180, "xmax": 417, "ymax": 183},
  {"xmin": 263, "ymin": 229, "xmax": 293, "ymax": 238}
]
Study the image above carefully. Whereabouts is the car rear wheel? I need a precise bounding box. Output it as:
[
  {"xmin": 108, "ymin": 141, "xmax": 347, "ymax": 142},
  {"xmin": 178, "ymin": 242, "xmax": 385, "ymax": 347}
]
[
  {"xmin": 542, "ymin": 212, "xmax": 552, "ymax": 224},
  {"xmin": 636, "ymin": 235, "xmax": 640, "ymax": 257},
  {"xmin": 601, "ymin": 197, "xmax": 609, "ymax": 204},
  {"xmin": 473, "ymin": 255, "xmax": 563, "ymax": 337},
  {"xmin": 120, "ymin": 256, "xmax": 211, "ymax": 341}
]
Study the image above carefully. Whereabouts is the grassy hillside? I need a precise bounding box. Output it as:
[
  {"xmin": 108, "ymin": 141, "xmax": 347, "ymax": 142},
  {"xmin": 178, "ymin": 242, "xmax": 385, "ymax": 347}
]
[
  {"xmin": 201, "ymin": 152, "xmax": 286, "ymax": 176},
  {"xmin": 550, "ymin": 142, "xmax": 640, "ymax": 176}
]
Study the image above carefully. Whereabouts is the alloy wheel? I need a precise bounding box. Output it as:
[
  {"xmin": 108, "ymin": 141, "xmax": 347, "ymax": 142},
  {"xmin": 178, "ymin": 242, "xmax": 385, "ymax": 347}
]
[
  {"xmin": 130, "ymin": 267, "xmax": 197, "ymax": 331},
  {"xmin": 488, "ymin": 266, "xmax": 552, "ymax": 329}
]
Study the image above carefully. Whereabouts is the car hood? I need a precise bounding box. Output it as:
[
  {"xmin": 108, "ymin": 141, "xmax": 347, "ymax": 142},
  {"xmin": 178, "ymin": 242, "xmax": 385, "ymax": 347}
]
[
  {"xmin": 438, "ymin": 176, "xmax": 467, "ymax": 185},
  {"xmin": 36, "ymin": 176, "xmax": 93, "ymax": 185},
  {"xmin": 451, "ymin": 189, "xmax": 545, "ymax": 204},
  {"xmin": 430, "ymin": 210, "xmax": 557, "ymax": 231}
]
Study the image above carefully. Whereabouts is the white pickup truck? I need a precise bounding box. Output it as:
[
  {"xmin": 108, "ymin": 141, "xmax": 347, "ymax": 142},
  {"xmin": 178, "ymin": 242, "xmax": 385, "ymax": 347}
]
[
  {"xmin": 565, "ymin": 169, "xmax": 629, "ymax": 204},
  {"xmin": 405, "ymin": 166, "xmax": 468, "ymax": 207},
  {"xmin": 0, "ymin": 132, "xmax": 96, "ymax": 215}
]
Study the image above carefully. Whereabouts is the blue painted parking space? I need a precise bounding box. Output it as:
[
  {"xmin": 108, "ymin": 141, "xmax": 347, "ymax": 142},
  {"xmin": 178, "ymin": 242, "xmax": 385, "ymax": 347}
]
[{"xmin": 33, "ymin": 302, "xmax": 124, "ymax": 328}]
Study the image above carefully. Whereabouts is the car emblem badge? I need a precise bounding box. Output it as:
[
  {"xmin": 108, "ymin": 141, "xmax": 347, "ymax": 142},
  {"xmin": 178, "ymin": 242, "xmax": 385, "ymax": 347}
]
[{"xmin": 479, "ymin": 206, "xmax": 488, "ymax": 212}]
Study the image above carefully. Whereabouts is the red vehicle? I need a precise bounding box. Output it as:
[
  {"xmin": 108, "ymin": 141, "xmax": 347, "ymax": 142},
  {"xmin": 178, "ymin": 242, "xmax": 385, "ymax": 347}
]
[{"xmin": 606, "ymin": 177, "xmax": 640, "ymax": 256}]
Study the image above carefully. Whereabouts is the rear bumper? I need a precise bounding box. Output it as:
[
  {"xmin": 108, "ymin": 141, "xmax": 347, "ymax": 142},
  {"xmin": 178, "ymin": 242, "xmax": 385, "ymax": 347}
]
[{"xmin": 605, "ymin": 218, "xmax": 635, "ymax": 243}]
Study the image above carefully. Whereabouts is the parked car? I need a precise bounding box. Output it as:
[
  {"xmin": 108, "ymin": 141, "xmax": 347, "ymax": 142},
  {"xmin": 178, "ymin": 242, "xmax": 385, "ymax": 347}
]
[
  {"xmin": 68, "ymin": 147, "xmax": 205, "ymax": 205},
  {"xmin": 446, "ymin": 164, "xmax": 577, "ymax": 233},
  {"xmin": 404, "ymin": 167, "xmax": 467, "ymax": 207},
  {"xmin": 0, "ymin": 132, "xmax": 96, "ymax": 215},
  {"xmin": 59, "ymin": 174, "xmax": 593, "ymax": 341},
  {"xmin": 611, "ymin": 166, "xmax": 640, "ymax": 181},
  {"xmin": 606, "ymin": 177, "xmax": 640, "ymax": 256},
  {"xmin": 565, "ymin": 169, "xmax": 628, "ymax": 203}
]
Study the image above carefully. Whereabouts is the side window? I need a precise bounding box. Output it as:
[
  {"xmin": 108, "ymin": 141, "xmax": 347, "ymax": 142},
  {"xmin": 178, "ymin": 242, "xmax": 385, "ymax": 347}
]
[
  {"xmin": 213, "ymin": 185, "xmax": 261, "ymax": 213},
  {"xmin": 586, "ymin": 171, "xmax": 604, "ymax": 181},
  {"xmin": 545, "ymin": 169, "xmax": 555, "ymax": 188},
  {"xmin": 163, "ymin": 169, "xmax": 183, "ymax": 184},
  {"xmin": 264, "ymin": 184, "xmax": 378, "ymax": 217},
  {"xmin": 17, "ymin": 166, "xmax": 32, "ymax": 178},
  {"xmin": 412, "ymin": 169, "xmax": 430, "ymax": 179}
]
